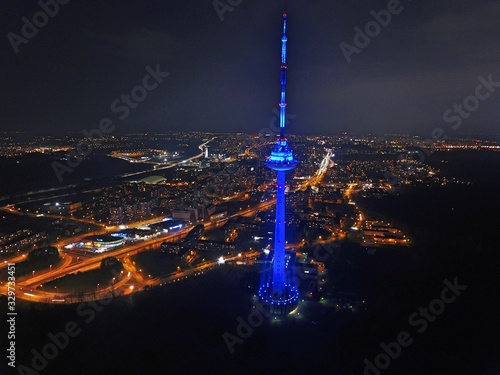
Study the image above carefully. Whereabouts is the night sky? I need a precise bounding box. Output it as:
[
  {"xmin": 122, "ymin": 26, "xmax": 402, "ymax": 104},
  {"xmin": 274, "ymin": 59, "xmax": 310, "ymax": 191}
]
[{"xmin": 1, "ymin": 0, "xmax": 499, "ymax": 139}]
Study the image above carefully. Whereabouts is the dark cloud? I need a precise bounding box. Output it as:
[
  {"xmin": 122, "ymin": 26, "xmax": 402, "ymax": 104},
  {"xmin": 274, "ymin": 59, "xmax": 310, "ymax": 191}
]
[{"xmin": 0, "ymin": 0, "xmax": 499, "ymax": 139}]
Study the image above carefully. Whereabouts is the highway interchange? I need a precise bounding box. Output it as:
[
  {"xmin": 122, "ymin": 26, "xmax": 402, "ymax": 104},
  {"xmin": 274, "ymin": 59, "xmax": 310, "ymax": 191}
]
[{"xmin": 0, "ymin": 200, "xmax": 275, "ymax": 304}]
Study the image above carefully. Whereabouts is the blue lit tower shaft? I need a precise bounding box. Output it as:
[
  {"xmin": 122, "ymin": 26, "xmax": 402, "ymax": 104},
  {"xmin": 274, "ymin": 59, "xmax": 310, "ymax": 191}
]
[
  {"xmin": 258, "ymin": 11, "xmax": 298, "ymax": 314},
  {"xmin": 272, "ymin": 165, "xmax": 287, "ymax": 291},
  {"xmin": 279, "ymin": 13, "xmax": 288, "ymax": 137}
]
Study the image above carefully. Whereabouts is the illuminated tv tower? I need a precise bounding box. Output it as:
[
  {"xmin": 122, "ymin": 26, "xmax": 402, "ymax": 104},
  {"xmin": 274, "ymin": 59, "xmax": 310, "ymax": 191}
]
[{"xmin": 258, "ymin": 9, "xmax": 299, "ymax": 315}]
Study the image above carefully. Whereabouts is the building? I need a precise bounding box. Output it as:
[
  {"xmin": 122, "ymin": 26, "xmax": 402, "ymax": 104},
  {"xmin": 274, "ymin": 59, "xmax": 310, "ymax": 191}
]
[
  {"xmin": 150, "ymin": 219, "xmax": 187, "ymax": 233},
  {"xmin": 172, "ymin": 208, "xmax": 198, "ymax": 223},
  {"xmin": 161, "ymin": 242, "xmax": 193, "ymax": 264},
  {"xmin": 109, "ymin": 206, "xmax": 124, "ymax": 225},
  {"xmin": 80, "ymin": 235, "xmax": 124, "ymax": 252},
  {"xmin": 44, "ymin": 201, "xmax": 82, "ymax": 214},
  {"xmin": 257, "ymin": 10, "xmax": 299, "ymax": 315},
  {"xmin": 137, "ymin": 175, "xmax": 167, "ymax": 185},
  {"xmin": 0, "ymin": 230, "xmax": 47, "ymax": 254},
  {"xmin": 197, "ymin": 240, "xmax": 235, "ymax": 253}
]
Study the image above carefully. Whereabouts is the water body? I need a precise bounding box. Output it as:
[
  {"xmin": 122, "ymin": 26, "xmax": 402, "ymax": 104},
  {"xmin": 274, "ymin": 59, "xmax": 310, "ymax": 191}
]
[{"xmin": 0, "ymin": 139, "xmax": 202, "ymax": 197}]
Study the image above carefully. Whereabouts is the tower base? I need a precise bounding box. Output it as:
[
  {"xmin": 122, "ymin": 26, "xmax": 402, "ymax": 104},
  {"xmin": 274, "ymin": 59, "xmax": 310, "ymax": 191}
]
[{"xmin": 257, "ymin": 282, "xmax": 299, "ymax": 316}]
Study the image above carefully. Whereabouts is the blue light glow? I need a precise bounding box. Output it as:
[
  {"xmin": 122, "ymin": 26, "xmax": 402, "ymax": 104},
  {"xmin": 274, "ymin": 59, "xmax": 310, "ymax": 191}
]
[{"xmin": 257, "ymin": 12, "xmax": 299, "ymax": 315}]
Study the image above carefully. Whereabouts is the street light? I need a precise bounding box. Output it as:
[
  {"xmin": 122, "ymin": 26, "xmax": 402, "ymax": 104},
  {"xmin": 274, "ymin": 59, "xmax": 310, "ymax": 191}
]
[
  {"xmin": 97, "ymin": 283, "xmax": 100, "ymax": 291},
  {"xmin": 32, "ymin": 270, "xmax": 35, "ymax": 278},
  {"xmin": 49, "ymin": 264, "xmax": 52, "ymax": 271}
]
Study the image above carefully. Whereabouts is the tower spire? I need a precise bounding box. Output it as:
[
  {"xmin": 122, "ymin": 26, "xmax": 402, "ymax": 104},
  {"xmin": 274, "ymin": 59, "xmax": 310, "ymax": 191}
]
[{"xmin": 279, "ymin": 11, "xmax": 288, "ymax": 138}]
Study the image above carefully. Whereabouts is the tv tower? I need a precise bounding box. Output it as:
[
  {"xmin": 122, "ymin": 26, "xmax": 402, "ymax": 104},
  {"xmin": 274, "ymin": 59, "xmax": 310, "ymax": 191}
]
[{"xmin": 258, "ymin": 9, "xmax": 299, "ymax": 315}]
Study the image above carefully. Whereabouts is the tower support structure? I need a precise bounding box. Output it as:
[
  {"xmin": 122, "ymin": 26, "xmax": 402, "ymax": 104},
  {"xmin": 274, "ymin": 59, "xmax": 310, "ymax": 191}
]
[{"xmin": 258, "ymin": 11, "xmax": 299, "ymax": 315}]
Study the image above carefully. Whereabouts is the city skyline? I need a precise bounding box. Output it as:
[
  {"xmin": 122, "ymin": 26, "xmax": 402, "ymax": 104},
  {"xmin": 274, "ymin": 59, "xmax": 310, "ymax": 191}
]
[
  {"xmin": 1, "ymin": 120, "xmax": 499, "ymax": 374},
  {"xmin": 1, "ymin": 1, "xmax": 500, "ymax": 140}
]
